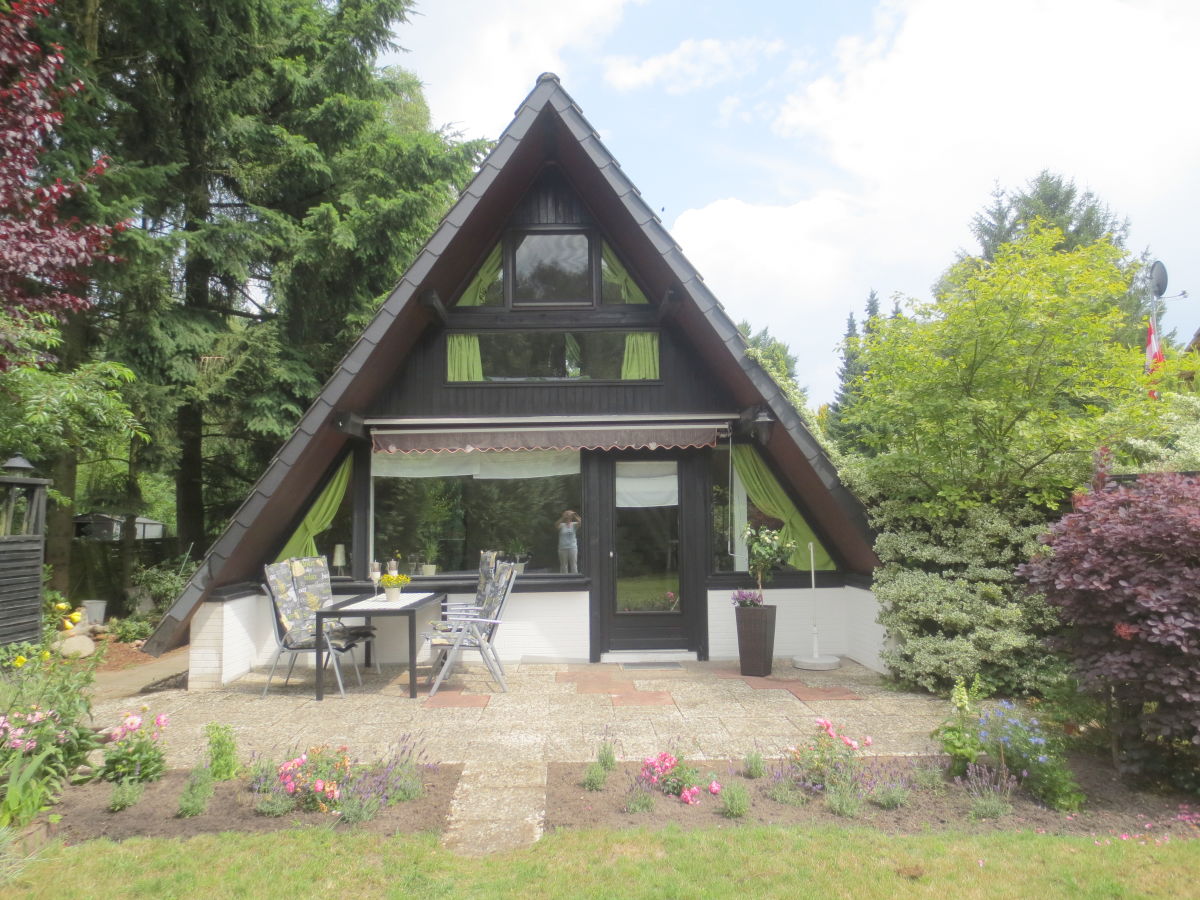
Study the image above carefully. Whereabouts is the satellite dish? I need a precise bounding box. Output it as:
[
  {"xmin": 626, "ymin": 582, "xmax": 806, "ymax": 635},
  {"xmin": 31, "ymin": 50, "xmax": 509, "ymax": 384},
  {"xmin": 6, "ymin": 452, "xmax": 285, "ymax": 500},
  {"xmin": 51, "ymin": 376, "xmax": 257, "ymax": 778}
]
[{"xmin": 1150, "ymin": 260, "xmax": 1168, "ymax": 299}]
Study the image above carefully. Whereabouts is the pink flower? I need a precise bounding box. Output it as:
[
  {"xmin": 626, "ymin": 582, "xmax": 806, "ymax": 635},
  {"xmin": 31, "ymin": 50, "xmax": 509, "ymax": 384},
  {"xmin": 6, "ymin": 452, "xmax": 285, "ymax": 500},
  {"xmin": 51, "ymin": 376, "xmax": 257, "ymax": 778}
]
[
  {"xmin": 285, "ymin": 782, "xmax": 296, "ymax": 794},
  {"xmin": 155, "ymin": 714, "xmax": 169, "ymax": 728},
  {"xmin": 864, "ymin": 736, "xmax": 872, "ymax": 747},
  {"xmin": 708, "ymin": 781, "xmax": 722, "ymax": 795},
  {"xmin": 123, "ymin": 714, "xmax": 142, "ymax": 731},
  {"xmin": 314, "ymin": 779, "xmax": 324, "ymax": 792}
]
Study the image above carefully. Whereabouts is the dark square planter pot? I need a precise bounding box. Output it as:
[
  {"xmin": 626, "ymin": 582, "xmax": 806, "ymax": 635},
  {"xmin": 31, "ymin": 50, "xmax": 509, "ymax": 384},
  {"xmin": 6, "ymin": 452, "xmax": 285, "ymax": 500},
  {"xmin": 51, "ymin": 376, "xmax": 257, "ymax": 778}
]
[{"xmin": 735, "ymin": 604, "xmax": 777, "ymax": 676}]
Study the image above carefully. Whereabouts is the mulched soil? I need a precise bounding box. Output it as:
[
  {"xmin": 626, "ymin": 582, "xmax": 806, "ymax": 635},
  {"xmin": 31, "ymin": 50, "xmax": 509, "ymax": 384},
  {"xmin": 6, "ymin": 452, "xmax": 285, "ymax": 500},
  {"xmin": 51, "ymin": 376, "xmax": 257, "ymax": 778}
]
[
  {"xmin": 45, "ymin": 764, "xmax": 461, "ymax": 845},
  {"xmin": 545, "ymin": 754, "xmax": 1200, "ymax": 843},
  {"xmin": 94, "ymin": 637, "xmax": 158, "ymax": 672}
]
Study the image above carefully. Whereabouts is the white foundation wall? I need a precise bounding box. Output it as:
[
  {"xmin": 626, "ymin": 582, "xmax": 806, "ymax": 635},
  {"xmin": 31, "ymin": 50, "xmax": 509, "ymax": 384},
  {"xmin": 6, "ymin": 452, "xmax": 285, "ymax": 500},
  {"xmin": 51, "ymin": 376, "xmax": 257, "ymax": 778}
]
[
  {"xmin": 189, "ymin": 592, "xmax": 276, "ymax": 690},
  {"xmin": 706, "ymin": 586, "xmax": 886, "ymax": 673},
  {"xmin": 489, "ymin": 590, "xmax": 590, "ymax": 663},
  {"xmin": 189, "ymin": 590, "xmax": 589, "ymax": 688}
]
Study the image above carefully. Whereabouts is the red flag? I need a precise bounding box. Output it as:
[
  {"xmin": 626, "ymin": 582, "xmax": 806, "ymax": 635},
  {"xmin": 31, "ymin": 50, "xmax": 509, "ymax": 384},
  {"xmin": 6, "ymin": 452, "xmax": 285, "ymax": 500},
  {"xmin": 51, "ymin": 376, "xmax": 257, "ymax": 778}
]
[{"xmin": 1146, "ymin": 316, "xmax": 1165, "ymax": 397}]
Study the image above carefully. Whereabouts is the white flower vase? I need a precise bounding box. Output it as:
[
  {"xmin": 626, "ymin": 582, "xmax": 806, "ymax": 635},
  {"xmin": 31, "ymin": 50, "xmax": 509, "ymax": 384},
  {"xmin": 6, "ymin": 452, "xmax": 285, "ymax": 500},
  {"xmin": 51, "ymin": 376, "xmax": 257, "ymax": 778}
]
[{"xmin": 384, "ymin": 586, "xmax": 403, "ymax": 602}]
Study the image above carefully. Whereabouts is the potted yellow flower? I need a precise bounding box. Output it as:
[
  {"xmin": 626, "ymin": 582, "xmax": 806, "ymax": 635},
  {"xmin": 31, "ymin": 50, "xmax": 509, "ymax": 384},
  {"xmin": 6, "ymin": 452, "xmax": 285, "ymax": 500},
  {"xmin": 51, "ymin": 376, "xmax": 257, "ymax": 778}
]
[{"xmin": 380, "ymin": 571, "xmax": 411, "ymax": 601}]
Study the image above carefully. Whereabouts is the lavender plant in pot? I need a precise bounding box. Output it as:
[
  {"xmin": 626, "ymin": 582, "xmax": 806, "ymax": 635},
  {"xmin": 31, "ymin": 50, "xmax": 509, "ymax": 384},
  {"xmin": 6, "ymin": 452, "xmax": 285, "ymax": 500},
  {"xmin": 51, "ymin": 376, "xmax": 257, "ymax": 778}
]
[{"xmin": 732, "ymin": 525, "xmax": 796, "ymax": 676}]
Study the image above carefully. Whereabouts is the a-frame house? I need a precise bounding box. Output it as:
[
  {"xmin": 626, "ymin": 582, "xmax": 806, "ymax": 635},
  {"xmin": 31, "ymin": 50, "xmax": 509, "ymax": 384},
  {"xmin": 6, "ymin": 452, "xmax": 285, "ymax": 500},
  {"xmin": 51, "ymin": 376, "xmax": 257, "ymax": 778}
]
[{"xmin": 147, "ymin": 74, "xmax": 883, "ymax": 688}]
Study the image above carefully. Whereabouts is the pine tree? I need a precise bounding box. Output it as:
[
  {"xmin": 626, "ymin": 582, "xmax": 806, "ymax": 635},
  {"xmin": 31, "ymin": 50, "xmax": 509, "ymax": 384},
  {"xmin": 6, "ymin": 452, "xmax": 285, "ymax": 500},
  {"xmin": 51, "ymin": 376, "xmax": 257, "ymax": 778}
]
[{"xmin": 49, "ymin": 0, "xmax": 485, "ymax": 561}]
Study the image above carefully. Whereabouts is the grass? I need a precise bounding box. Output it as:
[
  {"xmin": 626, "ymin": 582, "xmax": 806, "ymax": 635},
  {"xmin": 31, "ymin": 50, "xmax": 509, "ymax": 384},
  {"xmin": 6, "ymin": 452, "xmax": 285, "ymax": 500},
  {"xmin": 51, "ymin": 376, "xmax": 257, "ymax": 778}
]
[
  {"xmin": 614, "ymin": 574, "xmax": 680, "ymax": 612},
  {"xmin": 7, "ymin": 827, "xmax": 1198, "ymax": 898}
]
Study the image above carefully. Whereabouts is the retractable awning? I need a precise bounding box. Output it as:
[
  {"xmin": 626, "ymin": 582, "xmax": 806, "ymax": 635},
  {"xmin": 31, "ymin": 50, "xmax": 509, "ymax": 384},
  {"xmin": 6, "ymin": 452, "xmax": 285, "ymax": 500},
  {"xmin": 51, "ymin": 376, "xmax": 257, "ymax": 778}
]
[{"xmin": 372, "ymin": 422, "xmax": 728, "ymax": 454}]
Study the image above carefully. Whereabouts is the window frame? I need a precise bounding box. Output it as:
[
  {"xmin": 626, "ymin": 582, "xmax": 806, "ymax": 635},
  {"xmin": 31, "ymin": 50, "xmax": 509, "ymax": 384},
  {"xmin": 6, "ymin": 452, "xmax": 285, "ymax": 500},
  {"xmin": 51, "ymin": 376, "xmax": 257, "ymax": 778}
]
[{"xmin": 506, "ymin": 226, "xmax": 600, "ymax": 309}]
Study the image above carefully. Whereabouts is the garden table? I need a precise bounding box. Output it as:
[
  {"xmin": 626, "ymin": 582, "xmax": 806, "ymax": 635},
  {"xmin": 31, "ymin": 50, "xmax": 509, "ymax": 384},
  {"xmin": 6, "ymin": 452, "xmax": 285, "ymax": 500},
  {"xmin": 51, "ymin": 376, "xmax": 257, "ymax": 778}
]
[{"xmin": 314, "ymin": 591, "xmax": 445, "ymax": 700}]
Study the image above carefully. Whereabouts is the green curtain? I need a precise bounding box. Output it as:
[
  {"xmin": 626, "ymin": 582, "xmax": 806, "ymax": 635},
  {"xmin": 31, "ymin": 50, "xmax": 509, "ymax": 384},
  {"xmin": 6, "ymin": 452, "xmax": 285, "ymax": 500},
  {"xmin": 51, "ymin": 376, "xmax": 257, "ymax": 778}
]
[
  {"xmin": 621, "ymin": 332, "xmax": 660, "ymax": 379},
  {"xmin": 447, "ymin": 334, "xmax": 485, "ymax": 382},
  {"xmin": 603, "ymin": 243, "xmax": 658, "ymax": 379},
  {"xmin": 462, "ymin": 245, "xmax": 502, "ymax": 307},
  {"xmin": 732, "ymin": 444, "xmax": 835, "ymax": 570},
  {"xmin": 602, "ymin": 242, "xmax": 649, "ymax": 305},
  {"xmin": 446, "ymin": 245, "xmax": 499, "ymax": 381},
  {"xmin": 276, "ymin": 455, "xmax": 352, "ymax": 561}
]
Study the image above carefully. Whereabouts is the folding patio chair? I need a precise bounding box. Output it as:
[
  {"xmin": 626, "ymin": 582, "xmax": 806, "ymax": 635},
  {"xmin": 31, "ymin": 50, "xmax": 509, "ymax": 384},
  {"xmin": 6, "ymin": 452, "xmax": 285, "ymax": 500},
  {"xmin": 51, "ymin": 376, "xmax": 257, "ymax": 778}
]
[
  {"xmin": 261, "ymin": 560, "xmax": 363, "ymax": 697},
  {"xmin": 425, "ymin": 560, "xmax": 517, "ymax": 697},
  {"xmin": 290, "ymin": 556, "xmax": 379, "ymax": 673}
]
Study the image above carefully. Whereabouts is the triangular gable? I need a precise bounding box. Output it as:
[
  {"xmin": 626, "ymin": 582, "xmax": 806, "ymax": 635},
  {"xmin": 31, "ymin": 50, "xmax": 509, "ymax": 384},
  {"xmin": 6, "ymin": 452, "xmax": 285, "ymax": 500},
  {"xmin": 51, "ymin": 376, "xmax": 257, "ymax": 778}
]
[{"xmin": 145, "ymin": 73, "xmax": 876, "ymax": 655}]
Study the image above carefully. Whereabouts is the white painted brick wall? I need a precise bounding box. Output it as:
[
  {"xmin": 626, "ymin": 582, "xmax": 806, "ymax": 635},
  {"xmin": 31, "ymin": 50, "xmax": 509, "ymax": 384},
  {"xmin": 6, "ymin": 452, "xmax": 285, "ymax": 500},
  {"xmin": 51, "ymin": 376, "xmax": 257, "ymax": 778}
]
[
  {"xmin": 491, "ymin": 590, "xmax": 590, "ymax": 663},
  {"xmin": 707, "ymin": 586, "xmax": 885, "ymax": 673}
]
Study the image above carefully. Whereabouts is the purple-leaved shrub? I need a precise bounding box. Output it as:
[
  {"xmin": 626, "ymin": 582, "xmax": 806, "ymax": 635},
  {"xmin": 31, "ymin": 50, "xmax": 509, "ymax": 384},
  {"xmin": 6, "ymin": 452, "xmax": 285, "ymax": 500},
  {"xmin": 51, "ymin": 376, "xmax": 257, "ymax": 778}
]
[{"xmin": 1019, "ymin": 469, "xmax": 1200, "ymax": 785}]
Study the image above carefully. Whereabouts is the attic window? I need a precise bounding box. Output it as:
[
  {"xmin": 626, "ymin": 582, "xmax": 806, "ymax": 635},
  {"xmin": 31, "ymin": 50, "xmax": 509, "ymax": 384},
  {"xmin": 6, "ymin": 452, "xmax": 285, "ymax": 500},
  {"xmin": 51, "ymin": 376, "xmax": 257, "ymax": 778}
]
[{"xmin": 512, "ymin": 232, "xmax": 591, "ymax": 305}]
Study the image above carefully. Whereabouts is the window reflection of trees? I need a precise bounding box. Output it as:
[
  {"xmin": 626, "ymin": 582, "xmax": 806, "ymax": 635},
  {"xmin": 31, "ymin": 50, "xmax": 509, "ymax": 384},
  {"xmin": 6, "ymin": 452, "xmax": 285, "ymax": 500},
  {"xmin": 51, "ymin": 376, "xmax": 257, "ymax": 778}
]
[
  {"xmin": 477, "ymin": 332, "xmax": 626, "ymax": 380},
  {"xmin": 373, "ymin": 473, "xmax": 582, "ymax": 574}
]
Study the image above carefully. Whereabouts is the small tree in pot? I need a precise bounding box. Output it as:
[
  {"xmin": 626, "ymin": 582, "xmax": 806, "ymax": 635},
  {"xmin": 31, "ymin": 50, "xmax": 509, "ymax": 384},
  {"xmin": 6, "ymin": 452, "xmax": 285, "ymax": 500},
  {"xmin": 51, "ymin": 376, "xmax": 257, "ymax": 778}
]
[{"xmin": 732, "ymin": 526, "xmax": 796, "ymax": 676}]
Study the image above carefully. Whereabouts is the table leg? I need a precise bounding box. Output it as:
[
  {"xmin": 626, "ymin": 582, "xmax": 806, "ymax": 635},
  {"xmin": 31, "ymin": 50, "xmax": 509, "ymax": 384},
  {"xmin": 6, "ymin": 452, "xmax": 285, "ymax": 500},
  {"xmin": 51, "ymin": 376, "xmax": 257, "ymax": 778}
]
[
  {"xmin": 315, "ymin": 614, "xmax": 325, "ymax": 701},
  {"xmin": 408, "ymin": 611, "xmax": 417, "ymax": 699}
]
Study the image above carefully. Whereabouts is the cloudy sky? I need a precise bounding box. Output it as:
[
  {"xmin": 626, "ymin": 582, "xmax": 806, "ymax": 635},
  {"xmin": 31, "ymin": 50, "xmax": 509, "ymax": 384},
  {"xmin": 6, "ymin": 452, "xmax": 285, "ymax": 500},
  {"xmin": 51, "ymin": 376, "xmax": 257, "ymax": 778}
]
[{"xmin": 384, "ymin": 0, "xmax": 1199, "ymax": 405}]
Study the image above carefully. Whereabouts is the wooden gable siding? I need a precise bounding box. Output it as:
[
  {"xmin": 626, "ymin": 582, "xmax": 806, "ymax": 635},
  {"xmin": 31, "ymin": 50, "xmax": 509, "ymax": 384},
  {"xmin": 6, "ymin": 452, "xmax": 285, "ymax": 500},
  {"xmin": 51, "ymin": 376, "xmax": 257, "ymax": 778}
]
[
  {"xmin": 369, "ymin": 325, "xmax": 738, "ymax": 419},
  {"xmin": 511, "ymin": 165, "xmax": 591, "ymax": 226}
]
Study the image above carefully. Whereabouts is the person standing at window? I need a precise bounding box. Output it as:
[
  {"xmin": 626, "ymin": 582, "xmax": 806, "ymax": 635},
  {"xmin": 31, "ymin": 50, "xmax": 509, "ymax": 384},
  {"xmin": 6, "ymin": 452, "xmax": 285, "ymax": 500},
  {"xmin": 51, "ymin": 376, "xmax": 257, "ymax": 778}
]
[{"xmin": 556, "ymin": 510, "xmax": 581, "ymax": 573}]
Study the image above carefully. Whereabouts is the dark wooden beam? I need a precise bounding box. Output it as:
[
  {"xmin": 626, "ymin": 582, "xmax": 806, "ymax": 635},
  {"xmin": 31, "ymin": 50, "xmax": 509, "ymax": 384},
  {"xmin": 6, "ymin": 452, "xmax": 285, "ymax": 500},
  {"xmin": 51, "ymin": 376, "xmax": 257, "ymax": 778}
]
[
  {"xmin": 332, "ymin": 411, "xmax": 366, "ymax": 440},
  {"xmin": 655, "ymin": 287, "xmax": 677, "ymax": 323},
  {"xmin": 420, "ymin": 289, "xmax": 447, "ymax": 324}
]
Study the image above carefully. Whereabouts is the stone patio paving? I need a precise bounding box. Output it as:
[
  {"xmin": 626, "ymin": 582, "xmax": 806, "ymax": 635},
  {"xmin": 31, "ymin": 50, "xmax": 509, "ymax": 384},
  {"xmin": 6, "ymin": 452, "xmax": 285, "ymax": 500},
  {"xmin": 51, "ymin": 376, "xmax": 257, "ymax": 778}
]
[{"xmin": 89, "ymin": 658, "xmax": 948, "ymax": 854}]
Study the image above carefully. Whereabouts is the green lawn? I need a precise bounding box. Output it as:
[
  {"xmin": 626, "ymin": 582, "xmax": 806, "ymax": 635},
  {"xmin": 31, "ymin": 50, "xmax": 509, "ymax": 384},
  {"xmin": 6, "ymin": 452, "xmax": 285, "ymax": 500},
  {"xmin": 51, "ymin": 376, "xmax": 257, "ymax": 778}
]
[
  {"xmin": 9, "ymin": 826, "xmax": 1197, "ymax": 899},
  {"xmin": 616, "ymin": 573, "xmax": 680, "ymax": 612}
]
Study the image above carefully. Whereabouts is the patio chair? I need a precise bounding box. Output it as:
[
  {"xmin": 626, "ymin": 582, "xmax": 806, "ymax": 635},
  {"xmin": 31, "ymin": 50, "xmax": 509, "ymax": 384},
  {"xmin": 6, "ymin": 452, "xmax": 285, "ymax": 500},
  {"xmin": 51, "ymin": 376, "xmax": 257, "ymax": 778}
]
[
  {"xmin": 426, "ymin": 560, "xmax": 518, "ymax": 697},
  {"xmin": 261, "ymin": 561, "xmax": 363, "ymax": 698},
  {"xmin": 442, "ymin": 550, "xmax": 501, "ymax": 618},
  {"xmin": 290, "ymin": 556, "xmax": 380, "ymax": 673}
]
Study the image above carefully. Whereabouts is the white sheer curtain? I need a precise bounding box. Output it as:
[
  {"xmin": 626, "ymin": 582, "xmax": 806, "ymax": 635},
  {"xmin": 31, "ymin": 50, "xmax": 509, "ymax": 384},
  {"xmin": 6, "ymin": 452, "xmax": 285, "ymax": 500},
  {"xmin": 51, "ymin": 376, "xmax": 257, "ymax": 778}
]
[{"xmin": 615, "ymin": 461, "xmax": 678, "ymax": 508}]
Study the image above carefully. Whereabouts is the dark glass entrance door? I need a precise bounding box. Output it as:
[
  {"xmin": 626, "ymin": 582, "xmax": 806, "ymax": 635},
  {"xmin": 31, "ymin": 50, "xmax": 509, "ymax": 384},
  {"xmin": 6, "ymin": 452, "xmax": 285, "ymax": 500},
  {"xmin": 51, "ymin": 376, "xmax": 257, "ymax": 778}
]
[{"xmin": 604, "ymin": 459, "xmax": 689, "ymax": 651}]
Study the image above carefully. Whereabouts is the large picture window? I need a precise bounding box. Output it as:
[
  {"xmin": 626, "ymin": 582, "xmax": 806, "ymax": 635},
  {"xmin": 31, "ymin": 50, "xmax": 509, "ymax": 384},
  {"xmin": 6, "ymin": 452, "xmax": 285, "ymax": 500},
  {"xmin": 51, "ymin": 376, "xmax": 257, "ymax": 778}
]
[
  {"xmin": 447, "ymin": 331, "xmax": 659, "ymax": 382},
  {"xmin": 372, "ymin": 450, "xmax": 582, "ymax": 575},
  {"xmin": 512, "ymin": 233, "xmax": 591, "ymax": 305}
]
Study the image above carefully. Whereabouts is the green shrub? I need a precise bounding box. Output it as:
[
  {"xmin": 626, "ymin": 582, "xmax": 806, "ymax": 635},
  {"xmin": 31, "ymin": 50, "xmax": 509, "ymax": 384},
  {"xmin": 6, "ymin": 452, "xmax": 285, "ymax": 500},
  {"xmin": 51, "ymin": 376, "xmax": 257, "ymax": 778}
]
[
  {"xmin": 177, "ymin": 767, "xmax": 215, "ymax": 818},
  {"xmin": 765, "ymin": 777, "xmax": 807, "ymax": 806},
  {"xmin": 870, "ymin": 507, "xmax": 1064, "ymax": 695},
  {"xmin": 582, "ymin": 762, "xmax": 607, "ymax": 792},
  {"xmin": 107, "ymin": 616, "xmax": 154, "ymax": 644},
  {"xmin": 910, "ymin": 762, "xmax": 948, "ymax": 794},
  {"xmin": 720, "ymin": 783, "xmax": 750, "ymax": 818},
  {"xmin": 0, "ymin": 647, "xmax": 99, "ymax": 827},
  {"xmin": 869, "ymin": 783, "xmax": 910, "ymax": 810},
  {"xmin": 205, "ymin": 723, "xmax": 240, "ymax": 781},
  {"xmin": 108, "ymin": 779, "xmax": 144, "ymax": 813},
  {"xmin": 99, "ymin": 710, "xmax": 168, "ymax": 784},
  {"xmin": 624, "ymin": 782, "xmax": 654, "ymax": 814},
  {"xmin": 825, "ymin": 783, "xmax": 863, "ymax": 818},
  {"xmin": 597, "ymin": 739, "xmax": 617, "ymax": 772},
  {"xmin": 931, "ymin": 675, "xmax": 988, "ymax": 776},
  {"xmin": 337, "ymin": 793, "xmax": 381, "ymax": 825},
  {"xmin": 255, "ymin": 790, "xmax": 294, "ymax": 817},
  {"xmin": 977, "ymin": 701, "xmax": 1084, "ymax": 811},
  {"xmin": 743, "ymin": 751, "xmax": 766, "ymax": 780}
]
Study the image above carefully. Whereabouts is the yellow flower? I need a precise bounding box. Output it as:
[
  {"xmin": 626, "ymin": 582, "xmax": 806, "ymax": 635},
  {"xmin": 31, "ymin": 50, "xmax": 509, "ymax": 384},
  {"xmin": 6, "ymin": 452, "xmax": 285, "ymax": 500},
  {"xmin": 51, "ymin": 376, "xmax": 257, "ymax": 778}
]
[
  {"xmin": 61, "ymin": 618, "xmax": 72, "ymax": 630},
  {"xmin": 54, "ymin": 602, "xmax": 69, "ymax": 611},
  {"xmin": 68, "ymin": 611, "xmax": 82, "ymax": 624},
  {"xmin": 39, "ymin": 650, "xmax": 51, "ymax": 661},
  {"xmin": 12, "ymin": 655, "xmax": 27, "ymax": 668}
]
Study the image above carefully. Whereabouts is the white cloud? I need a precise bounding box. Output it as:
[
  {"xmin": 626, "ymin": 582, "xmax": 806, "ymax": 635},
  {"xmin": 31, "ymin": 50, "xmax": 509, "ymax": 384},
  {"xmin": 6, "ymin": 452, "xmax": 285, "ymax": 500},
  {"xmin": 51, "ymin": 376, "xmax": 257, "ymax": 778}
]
[
  {"xmin": 604, "ymin": 38, "xmax": 784, "ymax": 94},
  {"xmin": 387, "ymin": 0, "xmax": 637, "ymax": 138},
  {"xmin": 674, "ymin": 0, "xmax": 1200, "ymax": 403}
]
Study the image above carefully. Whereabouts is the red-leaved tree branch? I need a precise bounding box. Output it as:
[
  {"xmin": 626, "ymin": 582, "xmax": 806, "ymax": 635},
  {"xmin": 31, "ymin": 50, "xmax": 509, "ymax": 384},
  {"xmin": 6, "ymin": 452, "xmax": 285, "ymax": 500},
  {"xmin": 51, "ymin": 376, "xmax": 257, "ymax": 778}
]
[{"xmin": 0, "ymin": 0, "xmax": 120, "ymax": 346}]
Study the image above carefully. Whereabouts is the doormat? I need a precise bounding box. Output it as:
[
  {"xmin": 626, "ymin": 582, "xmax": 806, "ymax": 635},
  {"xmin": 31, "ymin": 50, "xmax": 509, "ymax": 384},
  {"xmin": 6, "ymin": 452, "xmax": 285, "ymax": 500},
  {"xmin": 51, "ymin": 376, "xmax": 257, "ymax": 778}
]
[{"xmin": 620, "ymin": 662, "xmax": 683, "ymax": 670}]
